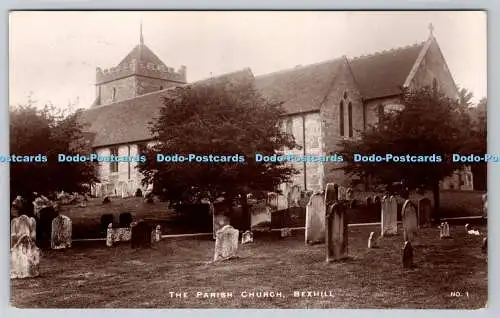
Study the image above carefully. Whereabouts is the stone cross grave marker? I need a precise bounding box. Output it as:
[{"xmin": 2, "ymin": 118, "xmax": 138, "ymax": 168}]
[
  {"xmin": 326, "ymin": 202, "xmax": 348, "ymax": 262},
  {"xmin": 11, "ymin": 215, "xmax": 40, "ymax": 279},
  {"xmin": 402, "ymin": 200, "xmax": 418, "ymax": 243},
  {"xmin": 305, "ymin": 192, "xmax": 326, "ymax": 245},
  {"xmin": 51, "ymin": 215, "xmax": 72, "ymax": 249},
  {"xmin": 241, "ymin": 230, "xmax": 253, "ymax": 244},
  {"xmin": 214, "ymin": 225, "xmax": 239, "ymax": 261},
  {"xmin": 417, "ymin": 197, "xmax": 432, "ymax": 228},
  {"xmin": 381, "ymin": 196, "xmax": 398, "ymax": 236}
]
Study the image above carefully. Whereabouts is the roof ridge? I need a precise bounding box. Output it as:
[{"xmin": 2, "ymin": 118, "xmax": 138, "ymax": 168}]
[
  {"xmin": 255, "ymin": 56, "xmax": 344, "ymax": 79},
  {"xmin": 349, "ymin": 41, "xmax": 426, "ymax": 61}
]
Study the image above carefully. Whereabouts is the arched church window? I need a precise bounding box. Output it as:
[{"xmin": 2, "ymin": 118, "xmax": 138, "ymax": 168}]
[
  {"xmin": 348, "ymin": 102, "xmax": 353, "ymax": 137},
  {"xmin": 432, "ymin": 78, "xmax": 438, "ymax": 92},
  {"xmin": 339, "ymin": 100, "xmax": 345, "ymax": 136}
]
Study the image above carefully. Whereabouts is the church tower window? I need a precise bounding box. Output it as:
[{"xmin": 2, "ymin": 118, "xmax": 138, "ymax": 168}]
[
  {"xmin": 348, "ymin": 102, "xmax": 353, "ymax": 137},
  {"xmin": 339, "ymin": 100, "xmax": 345, "ymax": 136}
]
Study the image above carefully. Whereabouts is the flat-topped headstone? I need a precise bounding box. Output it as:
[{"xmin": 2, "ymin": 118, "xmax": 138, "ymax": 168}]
[
  {"xmin": 402, "ymin": 200, "xmax": 418, "ymax": 243},
  {"xmin": 214, "ymin": 225, "xmax": 239, "ymax": 261},
  {"xmin": 11, "ymin": 215, "xmax": 40, "ymax": 279},
  {"xmin": 51, "ymin": 215, "xmax": 72, "ymax": 249},
  {"xmin": 417, "ymin": 197, "xmax": 432, "ymax": 228},
  {"xmin": 36, "ymin": 206, "xmax": 59, "ymax": 249},
  {"xmin": 241, "ymin": 230, "xmax": 253, "ymax": 244},
  {"xmin": 381, "ymin": 196, "xmax": 398, "ymax": 236},
  {"xmin": 119, "ymin": 212, "xmax": 133, "ymax": 228},
  {"xmin": 131, "ymin": 220, "xmax": 153, "ymax": 248},
  {"xmin": 326, "ymin": 202, "xmax": 348, "ymax": 262},
  {"xmin": 305, "ymin": 192, "xmax": 326, "ymax": 245},
  {"xmin": 402, "ymin": 241, "xmax": 413, "ymax": 269}
]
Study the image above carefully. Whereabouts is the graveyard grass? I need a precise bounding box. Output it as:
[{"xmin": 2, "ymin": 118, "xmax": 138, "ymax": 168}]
[{"xmin": 11, "ymin": 224, "xmax": 487, "ymax": 309}]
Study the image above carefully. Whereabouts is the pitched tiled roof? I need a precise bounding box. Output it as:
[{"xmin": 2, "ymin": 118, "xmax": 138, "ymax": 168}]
[
  {"xmin": 78, "ymin": 68, "xmax": 254, "ymax": 148},
  {"xmin": 348, "ymin": 42, "xmax": 425, "ymax": 100},
  {"xmin": 254, "ymin": 58, "xmax": 344, "ymax": 115},
  {"xmin": 118, "ymin": 43, "xmax": 167, "ymax": 69}
]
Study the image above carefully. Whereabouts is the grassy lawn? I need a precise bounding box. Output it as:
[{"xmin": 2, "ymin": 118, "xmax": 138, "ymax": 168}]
[{"xmin": 11, "ymin": 224, "xmax": 487, "ymax": 309}]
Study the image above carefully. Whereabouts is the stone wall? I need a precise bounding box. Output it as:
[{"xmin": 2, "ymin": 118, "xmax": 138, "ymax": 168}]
[{"xmin": 99, "ymin": 77, "xmax": 137, "ymax": 105}]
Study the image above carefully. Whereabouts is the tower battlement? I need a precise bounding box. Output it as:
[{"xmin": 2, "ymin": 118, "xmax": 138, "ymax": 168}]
[{"xmin": 96, "ymin": 59, "xmax": 187, "ymax": 84}]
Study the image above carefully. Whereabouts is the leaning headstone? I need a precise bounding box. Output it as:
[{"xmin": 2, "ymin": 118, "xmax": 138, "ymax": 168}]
[
  {"xmin": 402, "ymin": 200, "xmax": 418, "ymax": 243},
  {"xmin": 326, "ymin": 202, "xmax": 348, "ymax": 262},
  {"xmin": 213, "ymin": 225, "xmax": 239, "ymax": 261},
  {"xmin": 51, "ymin": 215, "xmax": 72, "ymax": 249},
  {"xmin": 368, "ymin": 231, "xmax": 378, "ymax": 248},
  {"xmin": 119, "ymin": 212, "xmax": 133, "ymax": 228},
  {"xmin": 241, "ymin": 230, "xmax": 253, "ymax": 244},
  {"xmin": 131, "ymin": 220, "xmax": 153, "ymax": 248},
  {"xmin": 281, "ymin": 227, "xmax": 292, "ymax": 238},
  {"xmin": 381, "ymin": 196, "xmax": 398, "ymax": 236},
  {"xmin": 482, "ymin": 237, "xmax": 487, "ymax": 253},
  {"xmin": 11, "ymin": 215, "xmax": 40, "ymax": 279},
  {"xmin": 402, "ymin": 241, "xmax": 413, "ymax": 269},
  {"xmin": 305, "ymin": 192, "xmax": 326, "ymax": 245},
  {"xmin": 417, "ymin": 197, "xmax": 432, "ymax": 228}
]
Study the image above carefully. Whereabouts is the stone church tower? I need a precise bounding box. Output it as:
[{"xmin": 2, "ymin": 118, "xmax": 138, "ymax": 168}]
[{"xmin": 92, "ymin": 24, "xmax": 187, "ymax": 107}]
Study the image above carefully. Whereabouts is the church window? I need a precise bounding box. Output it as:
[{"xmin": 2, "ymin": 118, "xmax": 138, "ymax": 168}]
[
  {"xmin": 285, "ymin": 118, "xmax": 293, "ymax": 135},
  {"xmin": 339, "ymin": 100, "xmax": 345, "ymax": 136},
  {"xmin": 110, "ymin": 147, "xmax": 119, "ymax": 173},
  {"xmin": 432, "ymin": 78, "xmax": 438, "ymax": 92},
  {"xmin": 112, "ymin": 87, "xmax": 117, "ymax": 101},
  {"xmin": 348, "ymin": 102, "xmax": 353, "ymax": 137}
]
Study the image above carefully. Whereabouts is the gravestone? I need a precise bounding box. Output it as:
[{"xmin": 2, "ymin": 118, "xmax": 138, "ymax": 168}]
[
  {"xmin": 402, "ymin": 241, "xmax": 413, "ymax": 269},
  {"xmin": 119, "ymin": 212, "xmax": 133, "ymax": 228},
  {"xmin": 151, "ymin": 225, "xmax": 162, "ymax": 243},
  {"xmin": 381, "ymin": 196, "xmax": 398, "ymax": 236},
  {"xmin": 281, "ymin": 227, "xmax": 292, "ymax": 238},
  {"xmin": 305, "ymin": 192, "xmax": 326, "ymax": 245},
  {"xmin": 346, "ymin": 188, "xmax": 354, "ymax": 201},
  {"xmin": 212, "ymin": 203, "xmax": 231, "ymax": 240},
  {"xmin": 36, "ymin": 207, "xmax": 59, "ymax": 249},
  {"xmin": 11, "ymin": 215, "xmax": 40, "ymax": 279},
  {"xmin": 417, "ymin": 197, "xmax": 432, "ymax": 228},
  {"xmin": 338, "ymin": 186, "xmax": 347, "ymax": 200},
  {"xmin": 102, "ymin": 196, "xmax": 110, "ymax": 204},
  {"xmin": 326, "ymin": 202, "xmax": 348, "ymax": 262},
  {"xmin": 51, "ymin": 215, "xmax": 72, "ymax": 249},
  {"xmin": 131, "ymin": 220, "xmax": 153, "ymax": 248},
  {"xmin": 324, "ymin": 183, "xmax": 339, "ymax": 207},
  {"xmin": 277, "ymin": 194, "xmax": 288, "ymax": 211},
  {"xmin": 250, "ymin": 203, "xmax": 271, "ymax": 230},
  {"xmin": 213, "ymin": 225, "xmax": 239, "ymax": 261},
  {"xmin": 106, "ymin": 223, "xmax": 114, "ymax": 247},
  {"xmin": 241, "ymin": 230, "xmax": 253, "ymax": 244},
  {"xmin": 482, "ymin": 237, "xmax": 487, "ymax": 253},
  {"xmin": 368, "ymin": 231, "xmax": 378, "ymax": 248},
  {"xmin": 402, "ymin": 200, "xmax": 418, "ymax": 243},
  {"xmin": 267, "ymin": 192, "xmax": 278, "ymax": 211},
  {"xmin": 135, "ymin": 188, "xmax": 143, "ymax": 197},
  {"xmin": 100, "ymin": 214, "xmax": 114, "ymax": 234},
  {"xmin": 440, "ymin": 222, "xmax": 451, "ymax": 239},
  {"xmin": 288, "ymin": 185, "xmax": 301, "ymax": 208}
]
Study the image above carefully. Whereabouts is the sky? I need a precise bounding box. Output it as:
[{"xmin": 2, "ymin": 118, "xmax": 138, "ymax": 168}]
[{"xmin": 9, "ymin": 11, "xmax": 487, "ymax": 109}]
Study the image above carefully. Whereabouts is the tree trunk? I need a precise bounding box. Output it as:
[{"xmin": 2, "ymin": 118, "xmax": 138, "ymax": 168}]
[
  {"xmin": 240, "ymin": 193, "xmax": 251, "ymax": 231},
  {"xmin": 432, "ymin": 181, "xmax": 441, "ymax": 224}
]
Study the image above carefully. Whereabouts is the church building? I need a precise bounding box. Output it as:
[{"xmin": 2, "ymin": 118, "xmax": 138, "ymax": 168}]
[{"xmin": 78, "ymin": 25, "xmax": 472, "ymax": 198}]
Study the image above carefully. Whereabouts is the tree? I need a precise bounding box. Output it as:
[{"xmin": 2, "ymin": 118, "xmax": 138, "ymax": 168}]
[
  {"xmin": 9, "ymin": 103, "xmax": 98, "ymax": 201},
  {"xmin": 138, "ymin": 78, "xmax": 298, "ymax": 229},
  {"xmin": 338, "ymin": 87, "xmax": 472, "ymax": 222},
  {"xmin": 467, "ymin": 97, "xmax": 487, "ymax": 191}
]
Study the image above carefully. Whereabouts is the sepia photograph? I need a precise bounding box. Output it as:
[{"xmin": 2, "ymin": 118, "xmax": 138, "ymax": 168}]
[{"xmin": 8, "ymin": 11, "xmax": 487, "ymax": 309}]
